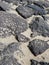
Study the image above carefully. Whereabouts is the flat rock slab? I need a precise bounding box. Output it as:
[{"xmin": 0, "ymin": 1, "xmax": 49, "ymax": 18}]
[
  {"xmin": 28, "ymin": 39, "xmax": 49, "ymax": 56},
  {"xmin": 0, "ymin": 11, "xmax": 28, "ymax": 38},
  {"xmin": 29, "ymin": 16, "xmax": 49, "ymax": 37},
  {"xmin": 16, "ymin": 5, "xmax": 34, "ymax": 18},
  {"xmin": 30, "ymin": 59, "xmax": 49, "ymax": 65}
]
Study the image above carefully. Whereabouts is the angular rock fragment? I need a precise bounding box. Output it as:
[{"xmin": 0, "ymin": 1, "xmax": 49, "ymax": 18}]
[
  {"xmin": 0, "ymin": 11, "xmax": 28, "ymax": 38},
  {"xmin": 30, "ymin": 59, "xmax": 49, "ymax": 65},
  {"xmin": 33, "ymin": 1, "xmax": 49, "ymax": 8},
  {"xmin": 1, "ymin": 0, "xmax": 33, "ymax": 5},
  {"xmin": 27, "ymin": 4, "xmax": 46, "ymax": 15},
  {"xmin": 2, "ymin": 0, "xmax": 27, "ymax": 5},
  {"xmin": 2, "ymin": 42, "xmax": 20, "ymax": 56},
  {"xmin": 16, "ymin": 5, "xmax": 34, "ymax": 18},
  {"xmin": 0, "ymin": 56, "xmax": 21, "ymax": 65},
  {"xmin": 28, "ymin": 39, "xmax": 49, "ymax": 56},
  {"xmin": 29, "ymin": 16, "xmax": 49, "ymax": 37},
  {"xmin": 15, "ymin": 34, "xmax": 30, "ymax": 42}
]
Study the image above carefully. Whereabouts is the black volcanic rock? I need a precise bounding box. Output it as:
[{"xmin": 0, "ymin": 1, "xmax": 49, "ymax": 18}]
[
  {"xmin": 28, "ymin": 39, "xmax": 49, "ymax": 56},
  {"xmin": 29, "ymin": 16, "xmax": 49, "ymax": 37},
  {"xmin": 30, "ymin": 59, "xmax": 49, "ymax": 65}
]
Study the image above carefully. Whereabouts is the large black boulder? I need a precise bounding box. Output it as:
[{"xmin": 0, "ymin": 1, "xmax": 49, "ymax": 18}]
[{"xmin": 28, "ymin": 39, "xmax": 49, "ymax": 56}]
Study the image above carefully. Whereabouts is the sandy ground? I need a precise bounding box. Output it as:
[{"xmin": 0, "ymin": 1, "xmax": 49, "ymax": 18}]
[{"xmin": 0, "ymin": 1, "xmax": 49, "ymax": 65}]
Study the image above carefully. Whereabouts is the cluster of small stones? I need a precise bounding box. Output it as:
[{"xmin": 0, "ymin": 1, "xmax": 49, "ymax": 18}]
[{"xmin": 0, "ymin": 0, "xmax": 49, "ymax": 65}]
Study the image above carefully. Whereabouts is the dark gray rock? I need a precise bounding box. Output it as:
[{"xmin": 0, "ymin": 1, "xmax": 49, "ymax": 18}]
[
  {"xmin": 33, "ymin": 1, "xmax": 44, "ymax": 9},
  {"xmin": 0, "ymin": 6, "xmax": 5, "ymax": 11},
  {"xmin": 2, "ymin": 42, "xmax": 20, "ymax": 56},
  {"xmin": 15, "ymin": 34, "xmax": 30, "ymax": 42},
  {"xmin": 29, "ymin": 16, "xmax": 49, "ymax": 37},
  {"xmin": 28, "ymin": 39, "xmax": 49, "ymax": 56},
  {"xmin": 27, "ymin": 4, "xmax": 46, "ymax": 15},
  {"xmin": 0, "ymin": 43, "xmax": 6, "ymax": 52},
  {"xmin": 2, "ymin": 0, "xmax": 23, "ymax": 5},
  {"xmin": 30, "ymin": 59, "xmax": 49, "ymax": 65},
  {"xmin": 33, "ymin": 1, "xmax": 49, "ymax": 8},
  {"xmin": 0, "ymin": 56, "xmax": 21, "ymax": 65},
  {"xmin": 1, "ymin": 0, "xmax": 34, "ymax": 5},
  {"xmin": 16, "ymin": 5, "xmax": 34, "ymax": 18},
  {"xmin": 0, "ymin": 11, "xmax": 28, "ymax": 38}
]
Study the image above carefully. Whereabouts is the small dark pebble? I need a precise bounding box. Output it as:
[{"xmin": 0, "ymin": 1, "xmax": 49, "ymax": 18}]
[
  {"xmin": 30, "ymin": 59, "xmax": 49, "ymax": 65},
  {"xmin": 28, "ymin": 39, "xmax": 49, "ymax": 56},
  {"xmin": 15, "ymin": 34, "xmax": 30, "ymax": 42}
]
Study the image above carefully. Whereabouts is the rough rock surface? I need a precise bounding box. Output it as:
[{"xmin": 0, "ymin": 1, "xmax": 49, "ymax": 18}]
[
  {"xmin": 28, "ymin": 39, "xmax": 49, "ymax": 56},
  {"xmin": 0, "ymin": 11, "xmax": 28, "ymax": 38},
  {"xmin": 0, "ymin": 0, "xmax": 49, "ymax": 65},
  {"xmin": 15, "ymin": 34, "xmax": 30, "ymax": 42},
  {"xmin": 29, "ymin": 16, "xmax": 49, "ymax": 37},
  {"xmin": 16, "ymin": 5, "xmax": 34, "ymax": 18},
  {"xmin": 2, "ymin": 42, "xmax": 21, "ymax": 56},
  {"xmin": 30, "ymin": 59, "xmax": 49, "ymax": 65},
  {"xmin": 0, "ymin": 56, "xmax": 21, "ymax": 65},
  {"xmin": 0, "ymin": 42, "xmax": 21, "ymax": 65}
]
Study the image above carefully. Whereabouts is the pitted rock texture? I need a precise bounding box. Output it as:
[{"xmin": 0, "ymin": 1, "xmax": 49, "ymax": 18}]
[
  {"xmin": 0, "ymin": 11, "xmax": 28, "ymax": 38},
  {"xmin": 29, "ymin": 16, "xmax": 49, "ymax": 37},
  {"xmin": 28, "ymin": 39, "xmax": 49, "ymax": 56},
  {"xmin": 30, "ymin": 59, "xmax": 49, "ymax": 65},
  {"xmin": 0, "ymin": 42, "xmax": 21, "ymax": 65}
]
